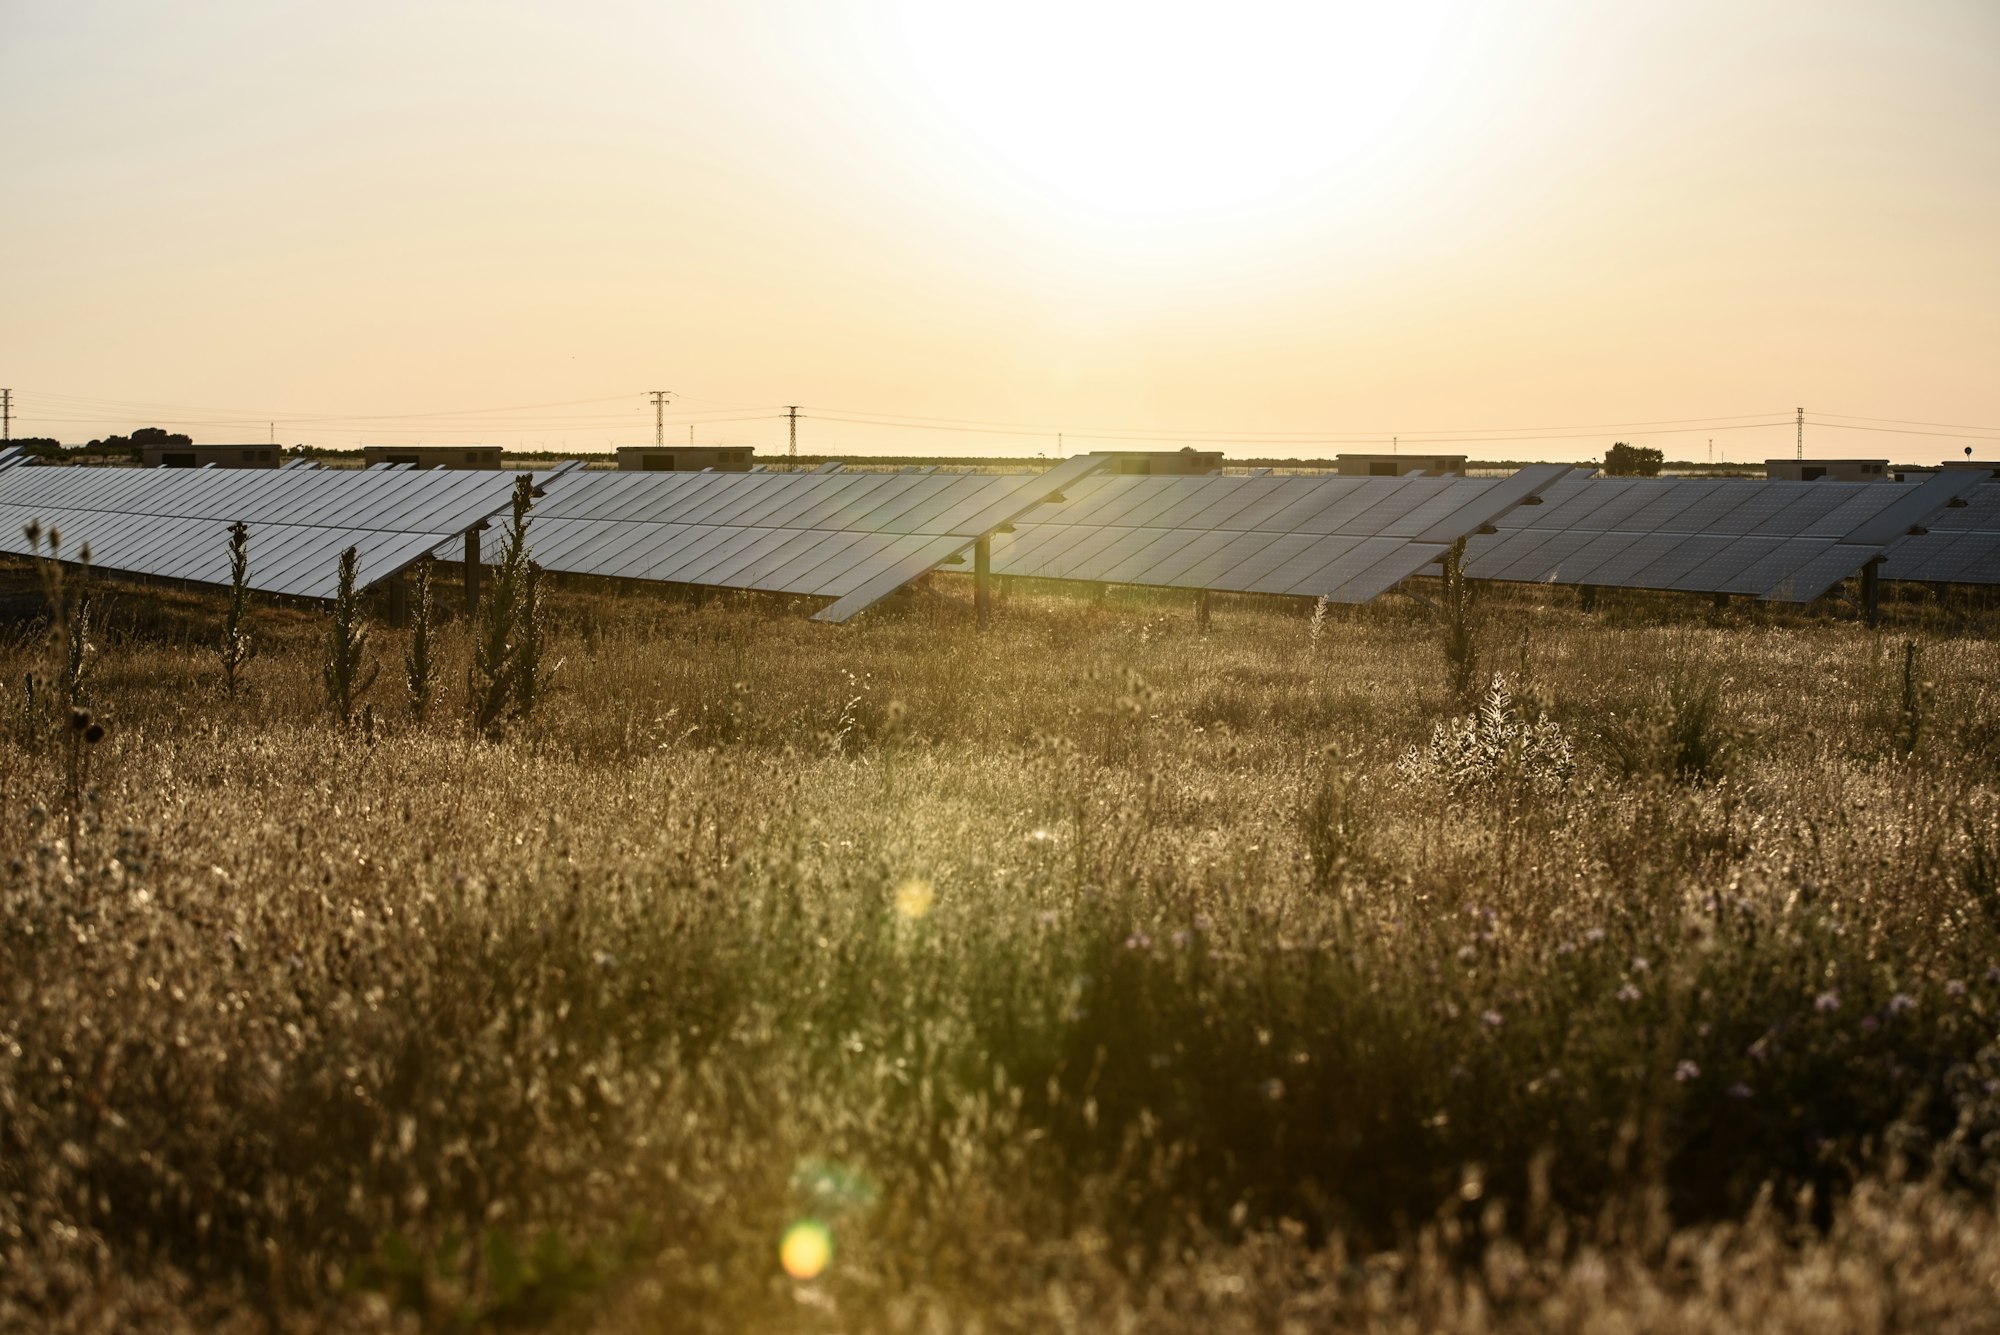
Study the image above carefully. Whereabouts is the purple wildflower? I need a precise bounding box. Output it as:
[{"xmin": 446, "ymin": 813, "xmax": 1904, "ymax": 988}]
[{"xmin": 1674, "ymin": 1060, "xmax": 1700, "ymax": 1083}]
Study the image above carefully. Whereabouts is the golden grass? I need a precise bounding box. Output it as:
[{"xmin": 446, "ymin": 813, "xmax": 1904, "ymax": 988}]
[{"xmin": 3, "ymin": 561, "xmax": 1998, "ymax": 1331}]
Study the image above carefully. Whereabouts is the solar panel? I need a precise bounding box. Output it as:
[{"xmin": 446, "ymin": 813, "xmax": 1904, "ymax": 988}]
[
  {"xmin": 452, "ymin": 455, "xmax": 1109, "ymax": 622},
  {"xmin": 1877, "ymin": 480, "xmax": 2000, "ymax": 585},
  {"xmin": 1462, "ymin": 472, "xmax": 1979, "ymax": 602},
  {"xmin": 989, "ymin": 465, "xmax": 1572, "ymax": 601},
  {"xmin": 0, "ymin": 464, "xmax": 523, "ymax": 599},
  {"xmin": 0, "ymin": 446, "xmax": 27, "ymax": 472}
]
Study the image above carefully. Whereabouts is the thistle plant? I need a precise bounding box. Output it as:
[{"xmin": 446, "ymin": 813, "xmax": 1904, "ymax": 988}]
[
  {"xmin": 404, "ymin": 559, "xmax": 437, "ymax": 721},
  {"xmin": 323, "ymin": 544, "xmax": 378, "ymax": 725},
  {"xmin": 512, "ymin": 554, "xmax": 557, "ymax": 717},
  {"xmin": 22, "ymin": 520, "xmax": 95, "ymax": 720},
  {"xmin": 1398, "ymin": 674, "xmax": 1575, "ymax": 796},
  {"xmin": 468, "ymin": 476, "xmax": 554, "ymax": 735},
  {"xmin": 218, "ymin": 520, "xmax": 255, "ymax": 697}
]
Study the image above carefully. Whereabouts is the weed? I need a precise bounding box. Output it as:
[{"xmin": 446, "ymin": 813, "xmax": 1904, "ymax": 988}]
[
  {"xmin": 403, "ymin": 558, "xmax": 437, "ymax": 720},
  {"xmin": 1600, "ymin": 661, "xmax": 1736, "ymax": 784},
  {"xmin": 1895, "ymin": 637, "xmax": 1931, "ymax": 757},
  {"xmin": 468, "ymin": 477, "xmax": 550, "ymax": 735},
  {"xmin": 1398, "ymin": 673, "xmax": 1575, "ymax": 795},
  {"xmin": 218, "ymin": 520, "xmax": 255, "ymax": 696},
  {"xmin": 1440, "ymin": 535, "xmax": 1481, "ymax": 699},
  {"xmin": 322, "ymin": 544, "xmax": 378, "ymax": 724}
]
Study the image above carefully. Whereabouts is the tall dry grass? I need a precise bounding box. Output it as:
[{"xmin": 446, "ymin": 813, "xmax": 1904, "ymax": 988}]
[{"xmin": 2, "ymin": 561, "xmax": 1997, "ymax": 1331}]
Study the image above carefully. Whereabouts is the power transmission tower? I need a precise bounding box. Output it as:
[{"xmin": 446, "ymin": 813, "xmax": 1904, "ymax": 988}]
[
  {"xmin": 650, "ymin": 390, "xmax": 672, "ymax": 447},
  {"xmin": 786, "ymin": 405, "xmax": 800, "ymax": 470},
  {"xmin": 1, "ymin": 388, "xmax": 10, "ymax": 441},
  {"xmin": 1796, "ymin": 407, "xmax": 1803, "ymax": 461}
]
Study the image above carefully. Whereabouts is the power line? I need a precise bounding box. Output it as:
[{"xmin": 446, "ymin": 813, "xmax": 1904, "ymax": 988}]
[
  {"xmin": 805, "ymin": 412, "xmax": 1797, "ymax": 447},
  {"xmin": 1814, "ymin": 410, "xmax": 2000, "ymax": 433},
  {"xmin": 792, "ymin": 404, "xmax": 1795, "ymax": 440},
  {"xmin": 1811, "ymin": 421, "xmax": 2000, "ymax": 443}
]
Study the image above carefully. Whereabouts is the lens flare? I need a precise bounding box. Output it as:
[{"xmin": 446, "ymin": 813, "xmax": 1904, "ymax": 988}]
[
  {"xmin": 894, "ymin": 878, "xmax": 935, "ymax": 920},
  {"xmin": 780, "ymin": 1219, "xmax": 832, "ymax": 1280}
]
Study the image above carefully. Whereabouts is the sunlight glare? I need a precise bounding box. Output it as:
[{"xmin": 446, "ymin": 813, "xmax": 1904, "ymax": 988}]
[
  {"xmin": 781, "ymin": 1219, "xmax": 833, "ymax": 1280},
  {"xmin": 895, "ymin": 878, "xmax": 936, "ymax": 920},
  {"xmin": 897, "ymin": 1, "xmax": 1446, "ymax": 220}
]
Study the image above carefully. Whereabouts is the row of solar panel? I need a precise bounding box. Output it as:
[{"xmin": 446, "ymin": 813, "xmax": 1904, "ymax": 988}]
[
  {"xmin": 1, "ymin": 457, "xmax": 1994, "ymax": 618},
  {"xmin": 989, "ymin": 467, "xmax": 1572, "ymax": 603},
  {"xmin": 991, "ymin": 470, "xmax": 1987, "ymax": 604},
  {"xmin": 0, "ymin": 465, "xmax": 528, "ymax": 601}
]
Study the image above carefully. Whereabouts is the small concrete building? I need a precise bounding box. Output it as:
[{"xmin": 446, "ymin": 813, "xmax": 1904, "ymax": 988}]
[
  {"xmin": 142, "ymin": 443, "xmax": 281, "ymax": 468},
  {"xmin": 1335, "ymin": 453, "xmax": 1467, "ymax": 477},
  {"xmin": 361, "ymin": 445, "xmax": 503, "ymax": 469},
  {"xmin": 1936, "ymin": 458, "xmax": 2000, "ymax": 478},
  {"xmin": 1766, "ymin": 459, "xmax": 1889, "ymax": 482},
  {"xmin": 616, "ymin": 445, "xmax": 755, "ymax": 472},
  {"xmin": 1103, "ymin": 448, "xmax": 1224, "ymax": 475}
]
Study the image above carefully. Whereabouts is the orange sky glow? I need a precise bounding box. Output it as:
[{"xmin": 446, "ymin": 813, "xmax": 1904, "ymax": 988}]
[{"xmin": 2, "ymin": 0, "xmax": 1996, "ymax": 463}]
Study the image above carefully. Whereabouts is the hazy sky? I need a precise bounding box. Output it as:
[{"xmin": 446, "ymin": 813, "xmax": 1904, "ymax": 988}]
[{"xmin": 3, "ymin": 0, "xmax": 1997, "ymax": 462}]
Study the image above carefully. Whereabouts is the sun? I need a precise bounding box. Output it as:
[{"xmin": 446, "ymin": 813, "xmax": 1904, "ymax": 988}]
[{"xmin": 896, "ymin": 1, "xmax": 1446, "ymax": 221}]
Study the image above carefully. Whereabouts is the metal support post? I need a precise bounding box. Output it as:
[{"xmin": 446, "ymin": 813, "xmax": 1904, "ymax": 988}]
[
  {"xmin": 974, "ymin": 533, "xmax": 992, "ymax": 630},
  {"xmin": 1196, "ymin": 588, "xmax": 1211, "ymax": 632},
  {"xmin": 464, "ymin": 528, "xmax": 481, "ymax": 614},
  {"xmin": 1579, "ymin": 584, "xmax": 1598, "ymax": 613},
  {"xmin": 1861, "ymin": 560, "xmax": 1880, "ymax": 625}
]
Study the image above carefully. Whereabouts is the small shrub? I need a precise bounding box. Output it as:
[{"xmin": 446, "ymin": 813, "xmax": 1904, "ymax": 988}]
[
  {"xmin": 1600, "ymin": 663, "xmax": 1735, "ymax": 784},
  {"xmin": 1397, "ymin": 673, "xmax": 1574, "ymax": 795},
  {"xmin": 1301, "ymin": 747, "xmax": 1371, "ymax": 891}
]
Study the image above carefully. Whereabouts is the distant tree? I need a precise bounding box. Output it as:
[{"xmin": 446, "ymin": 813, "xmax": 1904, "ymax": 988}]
[
  {"xmin": 1603, "ymin": 442, "xmax": 1664, "ymax": 477},
  {"xmin": 85, "ymin": 427, "xmax": 191, "ymax": 456},
  {"xmin": 9, "ymin": 437, "xmax": 65, "ymax": 458}
]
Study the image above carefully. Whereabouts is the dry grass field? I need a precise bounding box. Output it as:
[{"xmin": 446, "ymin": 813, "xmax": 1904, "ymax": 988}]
[{"xmin": 4, "ymin": 555, "xmax": 1999, "ymax": 1332}]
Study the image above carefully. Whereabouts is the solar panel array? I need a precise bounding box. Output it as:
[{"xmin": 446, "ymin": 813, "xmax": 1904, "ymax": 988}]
[
  {"xmin": 1879, "ymin": 479, "xmax": 2000, "ymax": 586},
  {"xmin": 990, "ymin": 466, "xmax": 1573, "ymax": 602},
  {"xmin": 5, "ymin": 456, "xmax": 1989, "ymax": 618},
  {"xmin": 0, "ymin": 464, "xmax": 523, "ymax": 600},
  {"xmin": 1460, "ymin": 472, "xmax": 1977, "ymax": 602},
  {"xmin": 460, "ymin": 454, "xmax": 1107, "ymax": 622}
]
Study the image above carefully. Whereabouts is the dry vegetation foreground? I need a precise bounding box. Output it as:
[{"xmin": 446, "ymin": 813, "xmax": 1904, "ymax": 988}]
[{"xmin": 4, "ymin": 561, "xmax": 2000, "ymax": 1332}]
